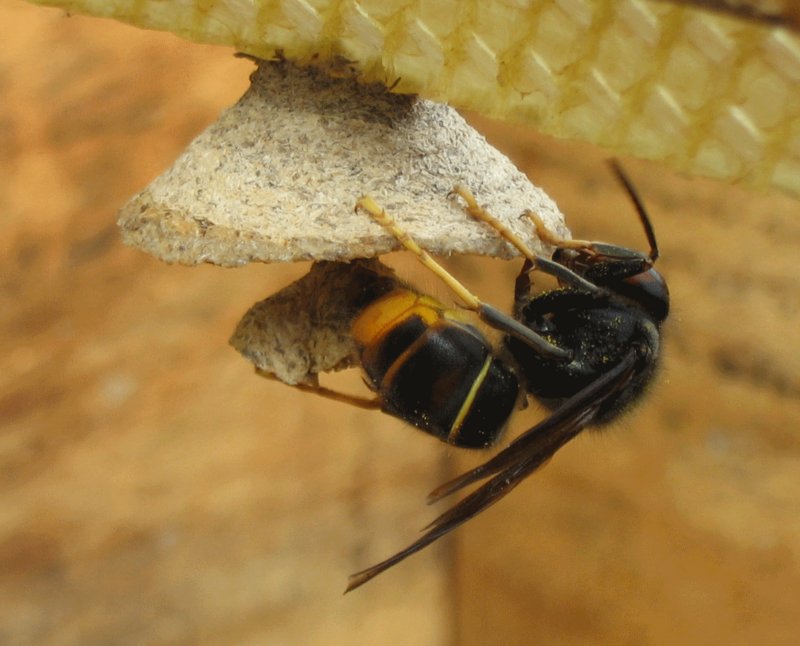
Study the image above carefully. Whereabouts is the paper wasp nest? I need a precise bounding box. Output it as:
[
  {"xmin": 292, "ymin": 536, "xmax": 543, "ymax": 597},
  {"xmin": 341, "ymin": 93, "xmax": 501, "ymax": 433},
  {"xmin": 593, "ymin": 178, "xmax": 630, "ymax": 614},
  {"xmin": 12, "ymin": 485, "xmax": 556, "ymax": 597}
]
[
  {"xmin": 117, "ymin": 60, "xmax": 567, "ymax": 383},
  {"xmin": 118, "ymin": 60, "xmax": 566, "ymax": 266}
]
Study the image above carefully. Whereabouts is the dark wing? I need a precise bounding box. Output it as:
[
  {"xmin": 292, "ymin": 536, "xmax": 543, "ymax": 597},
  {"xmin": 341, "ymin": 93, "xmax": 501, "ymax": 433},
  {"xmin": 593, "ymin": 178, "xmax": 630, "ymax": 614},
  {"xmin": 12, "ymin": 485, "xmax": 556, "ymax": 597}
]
[{"xmin": 345, "ymin": 350, "xmax": 638, "ymax": 593}]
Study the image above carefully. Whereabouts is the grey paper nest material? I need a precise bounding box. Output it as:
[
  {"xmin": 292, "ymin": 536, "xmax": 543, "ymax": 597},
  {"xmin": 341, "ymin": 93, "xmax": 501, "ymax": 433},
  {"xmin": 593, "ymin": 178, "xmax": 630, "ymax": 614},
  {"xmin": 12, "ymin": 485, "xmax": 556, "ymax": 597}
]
[
  {"xmin": 231, "ymin": 260, "xmax": 402, "ymax": 385},
  {"xmin": 118, "ymin": 60, "xmax": 567, "ymax": 266}
]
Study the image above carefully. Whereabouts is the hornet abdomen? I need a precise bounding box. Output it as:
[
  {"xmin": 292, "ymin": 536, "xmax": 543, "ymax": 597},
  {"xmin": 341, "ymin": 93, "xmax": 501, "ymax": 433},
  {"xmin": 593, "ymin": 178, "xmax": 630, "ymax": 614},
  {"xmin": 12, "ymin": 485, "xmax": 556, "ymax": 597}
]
[{"xmin": 353, "ymin": 289, "xmax": 519, "ymax": 448}]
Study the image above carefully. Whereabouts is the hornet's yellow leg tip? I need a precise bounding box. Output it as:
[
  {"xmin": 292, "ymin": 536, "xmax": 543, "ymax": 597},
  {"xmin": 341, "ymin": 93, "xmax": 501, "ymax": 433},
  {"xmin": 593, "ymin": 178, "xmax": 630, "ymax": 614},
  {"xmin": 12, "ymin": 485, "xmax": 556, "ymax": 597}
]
[{"xmin": 355, "ymin": 195, "xmax": 381, "ymax": 214}]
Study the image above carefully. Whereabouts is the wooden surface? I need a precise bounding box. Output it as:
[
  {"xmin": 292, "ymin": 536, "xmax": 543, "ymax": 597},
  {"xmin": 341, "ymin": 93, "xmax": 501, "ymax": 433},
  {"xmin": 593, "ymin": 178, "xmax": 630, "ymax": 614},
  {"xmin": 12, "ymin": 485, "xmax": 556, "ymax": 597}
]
[{"xmin": 2, "ymin": 2, "xmax": 799, "ymax": 645}]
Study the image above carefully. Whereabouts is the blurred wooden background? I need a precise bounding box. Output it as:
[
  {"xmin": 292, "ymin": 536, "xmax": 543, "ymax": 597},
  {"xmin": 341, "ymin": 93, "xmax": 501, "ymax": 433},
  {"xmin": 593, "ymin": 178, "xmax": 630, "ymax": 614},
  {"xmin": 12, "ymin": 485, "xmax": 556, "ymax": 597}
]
[{"xmin": 2, "ymin": 2, "xmax": 799, "ymax": 644}]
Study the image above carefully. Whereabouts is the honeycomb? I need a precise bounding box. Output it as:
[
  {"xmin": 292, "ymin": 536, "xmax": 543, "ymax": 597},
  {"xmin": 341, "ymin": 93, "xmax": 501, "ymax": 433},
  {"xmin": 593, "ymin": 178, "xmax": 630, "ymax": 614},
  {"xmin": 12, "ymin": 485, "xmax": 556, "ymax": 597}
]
[{"xmin": 29, "ymin": 0, "xmax": 800, "ymax": 197}]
